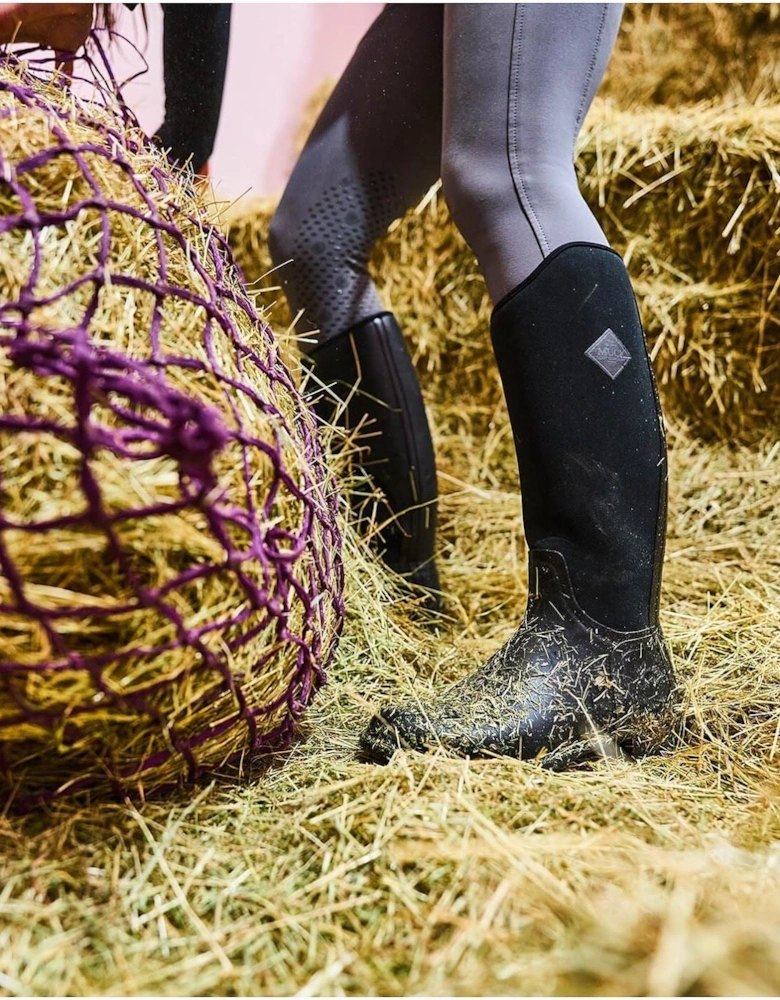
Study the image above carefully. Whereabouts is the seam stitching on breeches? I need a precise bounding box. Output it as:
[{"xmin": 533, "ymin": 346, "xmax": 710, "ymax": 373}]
[
  {"xmin": 573, "ymin": 4, "xmax": 608, "ymax": 150},
  {"xmin": 508, "ymin": 4, "xmax": 550, "ymax": 258}
]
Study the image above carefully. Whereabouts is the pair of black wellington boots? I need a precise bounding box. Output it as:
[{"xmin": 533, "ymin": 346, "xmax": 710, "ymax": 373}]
[
  {"xmin": 356, "ymin": 243, "xmax": 679, "ymax": 768},
  {"xmin": 306, "ymin": 311, "xmax": 441, "ymax": 604}
]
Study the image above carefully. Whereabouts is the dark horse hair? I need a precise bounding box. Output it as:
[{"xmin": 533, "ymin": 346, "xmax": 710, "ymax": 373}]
[
  {"xmin": 96, "ymin": 4, "xmax": 115, "ymax": 31},
  {"xmin": 96, "ymin": 4, "xmax": 150, "ymax": 38}
]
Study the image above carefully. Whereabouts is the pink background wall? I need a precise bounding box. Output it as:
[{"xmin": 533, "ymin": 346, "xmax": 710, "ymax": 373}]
[{"xmin": 110, "ymin": 3, "xmax": 382, "ymax": 201}]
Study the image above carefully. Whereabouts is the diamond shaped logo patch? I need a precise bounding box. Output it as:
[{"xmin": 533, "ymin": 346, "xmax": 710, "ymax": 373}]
[{"xmin": 585, "ymin": 328, "xmax": 632, "ymax": 380}]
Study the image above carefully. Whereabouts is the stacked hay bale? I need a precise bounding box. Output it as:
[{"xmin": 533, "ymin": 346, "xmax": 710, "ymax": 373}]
[
  {"xmin": 0, "ymin": 59, "xmax": 343, "ymax": 806},
  {"xmin": 580, "ymin": 102, "xmax": 780, "ymax": 442},
  {"xmin": 604, "ymin": 3, "xmax": 780, "ymax": 107}
]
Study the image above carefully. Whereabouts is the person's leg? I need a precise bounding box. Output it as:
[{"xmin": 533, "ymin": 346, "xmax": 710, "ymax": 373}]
[
  {"xmin": 269, "ymin": 5, "xmax": 444, "ymax": 596},
  {"xmin": 157, "ymin": 4, "xmax": 231, "ymax": 173},
  {"xmin": 441, "ymin": 2, "xmax": 616, "ymax": 300},
  {"xmin": 362, "ymin": 3, "xmax": 677, "ymax": 766}
]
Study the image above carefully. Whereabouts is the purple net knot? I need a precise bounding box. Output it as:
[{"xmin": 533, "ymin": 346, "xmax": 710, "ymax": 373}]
[
  {"xmin": 158, "ymin": 394, "xmax": 231, "ymax": 488},
  {"xmin": 7, "ymin": 331, "xmax": 68, "ymax": 375},
  {"xmin": 8, "ymin": 329, "xmax": 230, "ymax": 492}
]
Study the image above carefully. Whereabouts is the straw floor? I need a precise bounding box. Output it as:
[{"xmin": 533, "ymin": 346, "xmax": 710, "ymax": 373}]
[{"xmin": 4, "ymin": 4, "xmax": 780, "ymax": 995}]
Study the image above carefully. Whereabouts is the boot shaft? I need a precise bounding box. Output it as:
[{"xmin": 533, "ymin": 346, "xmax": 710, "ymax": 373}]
[
  {"xmin": 490, "ymin": 242, "xmax": 667, "ymax": 632},
  {"xmin": 307, "ymin": 312, "xmax": 439, "ymax": 582}
]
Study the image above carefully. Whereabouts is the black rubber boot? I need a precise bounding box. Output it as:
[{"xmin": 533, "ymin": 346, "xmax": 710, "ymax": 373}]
[
  {"xmin": 360, "ymin": 244, "xmax": 678, "ymax": 767},
  {"xmin": 307, "ymin": 312, "xmax": 440, "ymax": 600}
]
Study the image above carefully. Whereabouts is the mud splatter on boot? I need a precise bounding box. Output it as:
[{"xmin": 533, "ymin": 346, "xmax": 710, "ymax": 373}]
[
  {"xmin": 359, "ymin": 244, "xmax": 680, "ymax": 767},
  {"xmin": 360, "ymin": 550, "xmax": 678, "ymax": 767}
]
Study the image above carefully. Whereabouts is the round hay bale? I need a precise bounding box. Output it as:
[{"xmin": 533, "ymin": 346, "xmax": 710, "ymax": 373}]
[{"xmin": 0, "ymin": 58, "xmax": 343, "ymax": 806}]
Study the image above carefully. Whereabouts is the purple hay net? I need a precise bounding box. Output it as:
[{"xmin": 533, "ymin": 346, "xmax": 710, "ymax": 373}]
[{"xmin": 0, "ymin": 49, "xmax": 344, "ymax": 804}]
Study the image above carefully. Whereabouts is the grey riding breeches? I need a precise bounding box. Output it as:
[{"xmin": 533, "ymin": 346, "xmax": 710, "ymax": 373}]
[{"xmin": 269, "ymin": 3, "xmax": 624, "ymax": 346}]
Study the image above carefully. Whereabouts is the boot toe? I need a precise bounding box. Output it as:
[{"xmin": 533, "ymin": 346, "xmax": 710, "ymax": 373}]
[
  {"xmin": 358, "ymin": 705, "xmax": 434, "ymax": 763},
  {"xmin": 392, "ymin": 560, "xmax": 444, "ymax": 615},
  {"xmin": 358, "ymin": 697, "xmax": 548, "ymax": 763}
]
